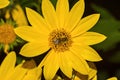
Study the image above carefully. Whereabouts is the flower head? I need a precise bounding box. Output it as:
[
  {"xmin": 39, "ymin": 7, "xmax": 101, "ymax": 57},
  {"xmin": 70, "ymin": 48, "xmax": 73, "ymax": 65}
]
[
  {"xmin": 0, "ymin": 24, "xmax": 16, "ymax": 44},
  {"xmin": 0, "ymin": 4, "xmax": 27, "ymax": 54},
  {"xmin": 0, "ymin": 51, "xmax": 41, "ymax": 80},
  {"xmin": 15, "ymin": 0, "xmax": 106, "ymax": 79}
]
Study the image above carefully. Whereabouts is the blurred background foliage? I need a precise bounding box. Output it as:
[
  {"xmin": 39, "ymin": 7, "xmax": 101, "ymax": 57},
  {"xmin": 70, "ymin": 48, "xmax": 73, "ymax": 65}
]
[
  {"xmin": 0, "ymin": 0, "xmax": 120, "ymax": 80},
  {"xmin": 85, "ymin": 0, "xmax": 120, "ymax": 80}
]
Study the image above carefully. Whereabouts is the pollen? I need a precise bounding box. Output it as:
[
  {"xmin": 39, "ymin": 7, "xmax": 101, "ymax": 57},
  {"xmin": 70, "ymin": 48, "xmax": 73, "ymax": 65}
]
[
  {"xmin": 49, "ymin": 28, "xmax": 73, "ymax": 52},
  {"xmin": 0, "ymin": 24, "xmax": 16, "ymax": 44}
]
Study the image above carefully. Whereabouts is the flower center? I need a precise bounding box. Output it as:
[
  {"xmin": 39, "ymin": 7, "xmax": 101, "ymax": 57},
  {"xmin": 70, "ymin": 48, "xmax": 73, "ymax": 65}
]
[
  {"xmin": 49, "ymin": 28, "xmax": 72, "ymax": 52},
  {"xmin": 0, "ymin": 24, "xmax": 16, "ymax": 44}
]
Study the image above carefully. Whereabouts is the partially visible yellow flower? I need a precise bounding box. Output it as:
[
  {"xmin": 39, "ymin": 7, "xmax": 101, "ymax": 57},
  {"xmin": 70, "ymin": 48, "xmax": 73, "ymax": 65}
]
[
  {"xmin": 0, "ymin": 0, "xmax": 10, "ymax": 9},
  {"xmin": 107, "ymin": 77, "xmax": 118, "ymax": 80},
  {"xmin": 5, "ymin": 4, "xmax": 28, "ymax": 26},
  {"xmin": 21, "ymin": 59, "xmax": 42, "ymax": 80},
  {"xmin": 15, "ymin": 0, "xmax": 106, "ymax": 79},
  {"xmin": 9, "ymin": 59, "xmax": 42, "ymax": 80},
  {"xmin": 0, "ymin": 4, "xmax": 27, "ymax": 54},
  {"xmin": 74, "ymin": 64, "xmax": 117, "ymax": 80},
  {"xmin": 88, "ymin": 62, "xmax": 97, "ymax": 80},
  {"xmin": 22, "ymin": 67, "xmax": 42, "ymax": 80},
  {"xmin": 0, "ymin": 51, "xmax": 41, "ymax": 80},
  {"xmin": 0, "ymin": 23, "xmax": 16, "ymax": 54},
  {"xmin": 74, "ymin": 62, "xmax": 97, "ymax": 80},
  {"xmin": 11, "ymin": 4, "xmax": 28, "ymax": 26}
]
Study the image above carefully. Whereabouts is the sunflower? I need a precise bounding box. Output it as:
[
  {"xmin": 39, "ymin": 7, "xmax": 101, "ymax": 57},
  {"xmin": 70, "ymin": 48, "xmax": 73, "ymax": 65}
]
[
  {"xmin": 15, "ymin": 0, "xmax": 106, "ymax": 79},
  {"xmin": 0, "ymin": 51, "xmax": 41, "ymax": 80},
  {"xmin": 0, "ymin": 4, "xmax": 27, "ymax": 54},
  {"xmin": 0, "ymin": 0, "xmax": 10, "ymax": 9}
]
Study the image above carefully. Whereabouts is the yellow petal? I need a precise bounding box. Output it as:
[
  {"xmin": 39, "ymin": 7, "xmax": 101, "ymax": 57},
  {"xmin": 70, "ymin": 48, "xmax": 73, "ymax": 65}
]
[
  {"xmin": 74, "ymin": 72, "xmax": 88, "ymax": 80},
  {"xmin": 35, "ymin": 67, "xmax": 42, "ymax": 79},
  {"xmin": 71, "ymin": 14, "xmax": 100, "ymax": 37},
  {"xmin": 56, "ymin": 0, "xmax": 69, "ymax": 28},
  {"xmin": 66, "ymin": 51, "xmax": 89, "ymax": 75},
  {"xmin": 0, "ymin": 51, "xmax": 16, "ymax": 79},
  {"xmin": 92, "ymin": 75, "xmax": 97, "ymax": 80},
  {"xmin": 59, "ymin": 52, "xmax": 72, "ymax": 78},
  {"xmin": 107, "ymin": 77, "xmax": 118, "ymax": 80},
  {"xmin": 73, "ymin": 32, "xmax": 107, "ymax": 45},
  {"xmin": 20, "ymin": 42, "xmax": 50, "ymax": 57},
  {"xmin": 5, "ymin": 9, "xmax": 10, "ymax": 19},
  {"xmin": 42, "ymin": 0, "xmax": 58, "ymax": 29},
  {"xmin": 71, "ymin": 44, "xmax": 102, "ymax": 61},
  {"xmin": 88, "ymin": 62, "xmax": 97, "ymax": 79},
  {"xmin": 9, "ymin": 65, "xmax": 28, "ymax": 80},
  {"xmin": 64, "ymin": 0, "xmax": 84, "ymax": 32},
  {"xmin": 26, "ymin": 7, "xmax": 50, "ymax": 32},
  {"xmin": 74, "ymin": 76, "xmax": 81, "ymax": 80},
  {"xmin": 38, "ymin": 50, "xmax": 51, "ymax": 67},
  {"xmin": 43, "ymin": 50, "xmax": 59, "ymax": 79},
  {"xmin": 23, "ymin": 75, "xmax": 36, "ymax": 80},
  {"xmin": 23, "ymin": 67, "xmax": 42, "ymax": 80},
  {"xmin": 12, "ymin": 5, "xmax": 28, "ymax": 26},
  {"xmin": 0, "ymin": 0, "xmax": 9, "ymax": 9},
  {"xmin": 15, "ymin": 26, "xmax": 48, "ymax": 42}
]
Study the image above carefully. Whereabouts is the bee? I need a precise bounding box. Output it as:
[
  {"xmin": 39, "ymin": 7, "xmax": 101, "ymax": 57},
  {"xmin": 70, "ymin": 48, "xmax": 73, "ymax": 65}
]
[{"xmin": 53, "ymin": 37, "xmax": 68, "ymax": 45}]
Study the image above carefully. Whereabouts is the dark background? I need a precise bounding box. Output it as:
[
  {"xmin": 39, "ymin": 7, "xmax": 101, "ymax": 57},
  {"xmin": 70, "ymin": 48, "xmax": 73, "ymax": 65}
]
[
  {"xmin": 85, "ymin": 0, "xmax": 120, "ymax": 19},
  {"xmin": 85, "ymin": 0, "xmax": 120, "ymax": 79}
]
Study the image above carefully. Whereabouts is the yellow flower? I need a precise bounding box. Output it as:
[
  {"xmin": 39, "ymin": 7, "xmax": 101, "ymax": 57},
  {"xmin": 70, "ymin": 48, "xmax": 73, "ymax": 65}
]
[
  {"xmin": 21, "ymin": 59, "xmax": 42, "ymax": 80},
  {"xmin": 11, "ymin": 4, "xmax": 28, "ymax": 26},
  {"xmin": 0, "ymin": 0, "xmax": 10, "ymax": 9},
  {"xmin": 5, "ymin": 4, "xmax": 28, "ymax": 26},
  {"xmin": 0, "ymin": 51, "xmax": 41, "ymax": 80},
  {"xmin": 15, "ymin": 0, "xmax": 106, "ymax": 79},
  {"xmin": 22, "ymin": 67, "xmax": 42, "ymax": 80},
  {"xmin": 0, "ymin": 23, "xmax": 16, "ymax": 54},
  {"xmin": 0, "ymin": 4, "xmax": 27, "ymax": 54},
  {"xmin": 74, "ymin": 62, "xmax": 97, "ymax": 80},
  {"xmin": 9, "ymin": 59, "xmax": 42, "ymax": 80}
]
